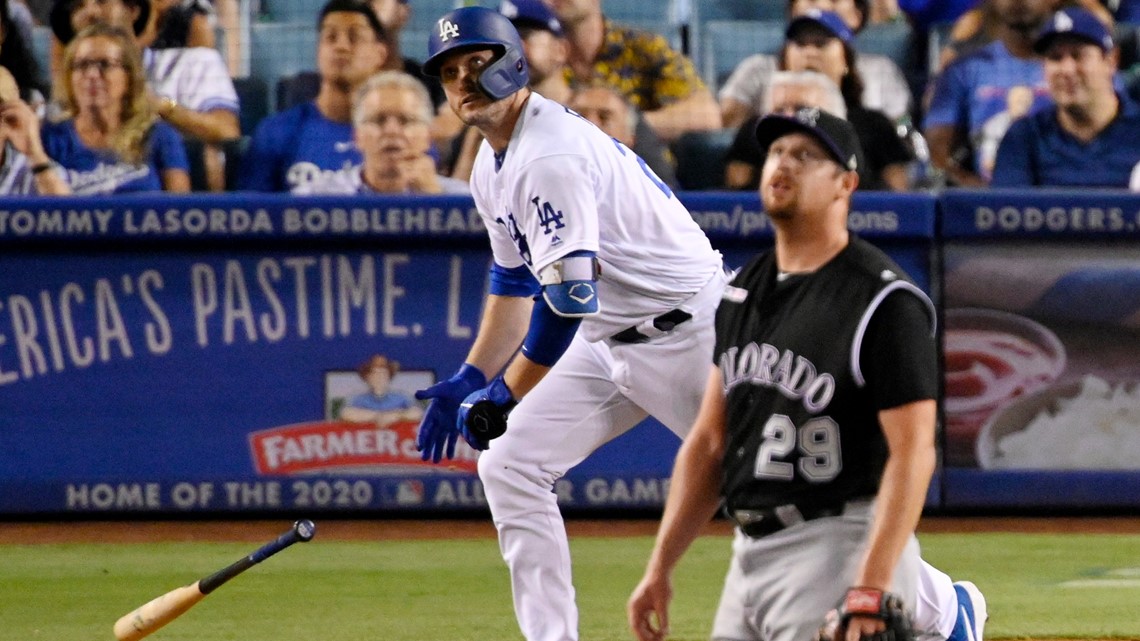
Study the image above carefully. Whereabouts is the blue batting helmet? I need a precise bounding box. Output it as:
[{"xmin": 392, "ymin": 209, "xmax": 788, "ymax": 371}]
[{"xmin": 423, "ymin": 6, "xmax": 529, "ymax": 101}]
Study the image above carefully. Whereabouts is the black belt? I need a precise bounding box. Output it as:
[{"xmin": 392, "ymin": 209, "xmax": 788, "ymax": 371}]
[
  {"xmin": 729, "ymin": 502, "xmax": 849, "ymax": 538},
  {"xmin": 610, "ymin": 309, "xmax": 693, "ymax": 344}
]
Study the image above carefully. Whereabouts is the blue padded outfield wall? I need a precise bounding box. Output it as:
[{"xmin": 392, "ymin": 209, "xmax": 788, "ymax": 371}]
[{"xmin": 0, "ymin": 190, "xmax": 1137, "ymax": 515}]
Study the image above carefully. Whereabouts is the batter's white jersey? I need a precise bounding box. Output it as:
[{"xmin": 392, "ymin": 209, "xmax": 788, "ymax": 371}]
[{"xmin": 469, "ymin": 92, "xmax": 722, "ymax": 342}]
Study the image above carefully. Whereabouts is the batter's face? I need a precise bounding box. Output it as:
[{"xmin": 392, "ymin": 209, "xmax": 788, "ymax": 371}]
[
  {"xmin": 317, "ymin": 12, "xmax": 387, "ymax": 89},
  {"xmin": 438, "ymin": 48, "xmax": 512, "ymax": 128},
  {"xmin": 760, "ymin": 132, "xmax": 853, "ymax": 219},
  {"xmin": 1043, "ymin": 38, "xmax": 1116, "ymax": 114}
]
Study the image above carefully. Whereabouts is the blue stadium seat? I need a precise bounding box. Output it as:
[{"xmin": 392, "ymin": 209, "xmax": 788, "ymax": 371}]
[
  {"xmin": 248, "ymin": 22, "xmax": 318, "ymax": 112},
  {"xmin": 232, "ymin": 76, "xmax": 269, "ymax": 135},
  {"xmin": 607, "ymin": 18, "xmax": 684, "ymax": 53},
  {"xmin": 694, "ymin": 0, "xmax": 783, "ymax": 22},
  {"xmin": 699, "ymin": 20, "xmax": 786, "ymax": 91},
  {"xmin": 854, "ymin": 20, "xmax": 915, "ymax": 71},
  {"xmin": 406, "ymin": 0, "xmax": 465, "ymax": 34},
  {"xmin": 603, "ymin": 0, "xmax": 686, "ymax": 24},
  {"xmin": 184, "ymin": 136, "xmax": 252, "ymax": 191},
  {"xmin": 400, "ymin": 28, "xmax": 431, "ymax": 65},
  {"xmin": 30, "ymin": 25, "xmax": 53, "ymax": 82},
  {"xmin": 671, "ymin": 128, "xmax": 736, "ymax": 190},
  {"xmin": 262, "ymin": 0, "xmax": 321, "ymax": 24}
]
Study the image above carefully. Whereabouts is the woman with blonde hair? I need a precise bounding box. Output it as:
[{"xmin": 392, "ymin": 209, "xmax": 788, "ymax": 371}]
[{"xmin": 43, "ymin": 23, "xmax": 189, "ymax": 194}]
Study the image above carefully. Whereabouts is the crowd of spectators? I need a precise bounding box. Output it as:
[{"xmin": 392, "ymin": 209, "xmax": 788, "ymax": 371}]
[{"xmin": 1, "ymin": 0, "xmax": 1139, "ymax": 195}]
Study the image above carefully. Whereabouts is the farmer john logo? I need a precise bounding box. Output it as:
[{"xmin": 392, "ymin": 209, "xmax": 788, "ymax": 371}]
[{"xmin": 249, "ymin": 421, "xmax": 478, "ymax": 474}]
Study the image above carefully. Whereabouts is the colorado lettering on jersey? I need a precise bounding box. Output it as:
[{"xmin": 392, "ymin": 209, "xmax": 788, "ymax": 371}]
[
  {"xmin": 495, "ymin": 211, "xmax": 532, "ymax": 265},
  {"xmin": 719, "ymin": 342, "xmax": 835, "ymax": 413}
]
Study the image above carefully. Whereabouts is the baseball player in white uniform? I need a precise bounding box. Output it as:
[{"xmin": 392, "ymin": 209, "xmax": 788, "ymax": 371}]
[
  {"xmin": 413, "ymin": 8, "xmax": 985, "ymax": 641},
  {"xmin": 415, "ymin": 7, "xmax": 726, "ymax": 641}
]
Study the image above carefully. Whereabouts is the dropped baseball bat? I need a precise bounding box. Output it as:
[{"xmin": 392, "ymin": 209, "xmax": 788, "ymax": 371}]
[{"xmin": 112, "ymin": 519, "xmax": 316, "ymax": 641}]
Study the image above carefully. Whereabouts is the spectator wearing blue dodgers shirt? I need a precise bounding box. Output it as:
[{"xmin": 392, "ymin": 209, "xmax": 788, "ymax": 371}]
[
  {"xmin": 293, "ymin": 71, "xmax": 469, "ymax": 194},
  {"xmin": 923, "ymin": 0, "xmax": 1058, "ymax": 187},
  {"xmin": 237, "ymin": 0, "xmax": 388, "ymax": 192},
  {"xmin": 992, "ymin": 6, "xmax": 1140, "ymax": 189},
  {"xmin": 43, "ymin": 23, "xmax": 189, "ymax": 194}
]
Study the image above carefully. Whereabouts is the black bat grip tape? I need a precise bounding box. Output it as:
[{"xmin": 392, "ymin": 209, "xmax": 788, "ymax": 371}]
[{"xmin": 198, "ymin": 520, "xmax": 315, "ymax": 594}]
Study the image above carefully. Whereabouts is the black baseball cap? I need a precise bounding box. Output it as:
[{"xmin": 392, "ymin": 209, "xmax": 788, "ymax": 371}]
[
  {"xmin": 50, "ymin": 0, "xmax": 150, "ymax": 44},
  {"xmin": 754, "ymin": 107, "xmax": 863, "ymax": 172}
]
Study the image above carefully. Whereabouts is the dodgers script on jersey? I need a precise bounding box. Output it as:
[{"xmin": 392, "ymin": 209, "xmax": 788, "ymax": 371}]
[{"xmin": 469, "ymin": 92, "xmax": 722, "ymax": 341}]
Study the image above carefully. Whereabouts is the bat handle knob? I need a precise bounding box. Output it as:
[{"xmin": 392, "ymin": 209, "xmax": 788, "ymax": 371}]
[{"xmin": 465, "ymin": 400, "xmax": 510, "ymax": 441}]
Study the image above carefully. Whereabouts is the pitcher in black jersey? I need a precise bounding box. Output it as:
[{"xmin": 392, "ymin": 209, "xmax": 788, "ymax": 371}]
[{"xmin": 628, "ymin": 108, "xmax": 987, "ymax": 641}]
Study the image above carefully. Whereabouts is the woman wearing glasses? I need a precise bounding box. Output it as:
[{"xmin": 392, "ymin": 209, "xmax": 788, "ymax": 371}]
[{"xmin": 42, "ymin": 23, "xmax": 189, "ymax": 194}]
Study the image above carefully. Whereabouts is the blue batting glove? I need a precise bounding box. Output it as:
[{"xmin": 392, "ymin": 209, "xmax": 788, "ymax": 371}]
[
  {"xmin": 414, "ymin": 363, "xmax": 486, "ymax": 463},
  {"xmin": 458, "ymin": 376, "xmax": 517, "ymax": 451}
]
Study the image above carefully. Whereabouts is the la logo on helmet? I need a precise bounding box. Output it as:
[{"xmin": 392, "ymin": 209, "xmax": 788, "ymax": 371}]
[{"xmin": 439, "ymin": 19, "xmax": 460, "ymax": 41}]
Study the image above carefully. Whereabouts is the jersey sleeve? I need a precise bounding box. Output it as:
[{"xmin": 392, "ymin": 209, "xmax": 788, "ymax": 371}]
[
  {"xmin": 174, "ymin": 49, "xmax": 240, "ymax": 113},
  {"xmin": 510, "ymin": 153, "xmax": 600, "ymax": 275},
  {"xmin": 858, "ymin": 287, "xmax": 938, "ymax": 411},
  {"xmin": 236, "ymin": 115, "xmax": 287, "ymax": 191},
  {"xmin": 922, "ymin": 58, "xmax": 969, "ymax": 130},
  {"xmin": 989, "ymin": 116, "xmax": 1036, "ymax": 187},
  {"xmin": 718, "ymin": 54, "xmax": 774, "ymax": 107},
  {"xmin": 150, "ymin": 122, "xmax": 190, "ymax": 172}
]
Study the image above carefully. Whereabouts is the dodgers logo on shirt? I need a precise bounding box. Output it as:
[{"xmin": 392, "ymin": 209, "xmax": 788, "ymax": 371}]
[{"xmin": 438, "ymin": 19, "xmax": 460, "ymax": 41}]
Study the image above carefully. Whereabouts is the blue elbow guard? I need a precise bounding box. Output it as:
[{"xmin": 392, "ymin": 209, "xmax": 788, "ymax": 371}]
[
  {"xmin": 521, "ymin": 298, "xmax": 581, "ymax": 366},
  {"xmin": 538, "ymin": 251, "xmax": 600, "ymax": 318},
  {"xmin": 489, "ymin": 262, "xmax": 540, "ymax": 297}
]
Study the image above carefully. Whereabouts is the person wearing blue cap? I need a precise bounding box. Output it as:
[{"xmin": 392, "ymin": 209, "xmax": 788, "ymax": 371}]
[
  {"xmin": 723, "ymin": 10, "xmax": 913, "ymax": 191},
  {"xmin": 991, "ymin": 6, "xmax": 1140, "ymax": 189},
  {"xmin": 721, "ymin": 0, "xmax": 913, "ymax": 129}
]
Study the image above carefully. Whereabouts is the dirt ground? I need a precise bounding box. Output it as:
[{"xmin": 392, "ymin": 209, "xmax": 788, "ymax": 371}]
[{"xmin": 4, "ymin": 516, "xmax": 1140, "ymax": 544}]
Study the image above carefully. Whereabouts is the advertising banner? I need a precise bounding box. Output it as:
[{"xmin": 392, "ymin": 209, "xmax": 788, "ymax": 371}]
[
  {"xmin": 940, "ymin": 190, "xmax": 1140, "ymax": 507},
  {"xmin": 0, "ymin": 193, "xmax": 934, "ymax": 515}
]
